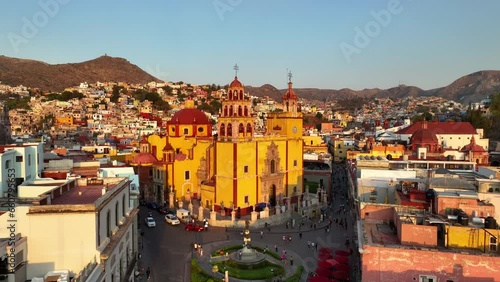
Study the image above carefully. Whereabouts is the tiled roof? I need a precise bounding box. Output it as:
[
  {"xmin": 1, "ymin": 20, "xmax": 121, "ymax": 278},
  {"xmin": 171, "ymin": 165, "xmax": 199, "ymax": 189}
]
[{"xmin": 397, "ymin": 121, "xmax": 477, "ymax": 135}]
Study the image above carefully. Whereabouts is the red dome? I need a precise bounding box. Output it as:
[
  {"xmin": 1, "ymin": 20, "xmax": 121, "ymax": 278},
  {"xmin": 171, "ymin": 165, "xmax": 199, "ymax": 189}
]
[
  {"xmin": 410, "ymin": 128, "xmax": 438, "ymax": 144},
  {"xmin": 133, "ymin": 152, "xmax": 157, "ymax": 165},
  {"xmin": 169, "ymin": 108, "xmax": 210, "ymax": 125},
  {"xmin": 282, "ymin": 82, "xmax": 298, "ymax": 99},
  {"xmin": 461, "ymin": 136, "xmax": 485, "ymax": 152},
  {"xmin": 230, "ymin": 76, "xmax": 243, "ymax": 88}
]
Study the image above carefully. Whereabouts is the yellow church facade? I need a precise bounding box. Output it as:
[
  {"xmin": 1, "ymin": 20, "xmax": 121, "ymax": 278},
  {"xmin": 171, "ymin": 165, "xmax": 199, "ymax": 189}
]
[{"xmin": 147, "ymin": 73, "xmax": 304, "ymax": 215}]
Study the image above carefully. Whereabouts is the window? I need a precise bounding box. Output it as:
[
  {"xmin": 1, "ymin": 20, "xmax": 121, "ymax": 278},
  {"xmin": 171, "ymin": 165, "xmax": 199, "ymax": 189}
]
[
  {"xmin": 419, "ymin": 275, "xmax": 437, "ymax": 282},
  {"xmin": 5, "ymin": 160, "xmax": 10, "ymax": 169},
  {"xmin": 122, "ymin": 195, "xmax": 126, "ymax": 217},
  {"xmin": 115, "ymin": 202, "xmax": 119, "ymax": 226},
  {"xmin": 106, "ymin": 210, "xmax": 111, "ymax": 238},
  {"xmin": 171, "ymin": 127, "xmax": 175, "ymax": 132},
  {"xmin": 244, "ymin": 196, "xmax": 249, "ymax": 203},
  {"xmin": 244, "ymin": 166, "xmax": 249, "ymax": 173},
  {"xmin": 16, "ymin": 156, "xmax": 22, "ymax": 162},
  {"xmin": 185, "ymin": 171, "xmax": 190, "ymax": 180},
  {"xmin": 198, "ymin": 127, "xmax": 204, "ymax": 133},
  {"xmin": 183, "ymin": 128, "xmax": 189, "ymax": 135},
  {"xmin": 490, "ymin": 236, "xmax": 497, "ymax": 252},
  {"xmin": 293, "ymin": 160, "xmax": 297, "ymax": 166},
  {"xmin": 270, "ymin": 160, "xmax": 276, "ymax": 173},
  {"xmin": 339, "ymin": 151, "xmax": 342, "ymax": 154}
]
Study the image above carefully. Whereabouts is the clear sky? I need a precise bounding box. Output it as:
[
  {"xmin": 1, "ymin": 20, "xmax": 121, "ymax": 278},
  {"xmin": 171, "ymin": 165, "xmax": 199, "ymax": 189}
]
[{"xmin": 1, "ymin": 0, "xmax": 499, "ymax": 90}]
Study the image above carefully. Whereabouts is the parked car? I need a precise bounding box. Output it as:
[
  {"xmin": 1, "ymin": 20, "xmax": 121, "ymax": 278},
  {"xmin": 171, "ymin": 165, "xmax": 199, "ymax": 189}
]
[
  {"xmin": 148, "ymin": 202, "xmax": 160, "ymax": 210},
  {"xmin": 165, "ymin": 214, "xmax": 181, "ymax": 225},
  {"xmin": 159, "ymin": 207, "xmax": 174, "ymax": 215},
  {"xmin": 145, "ymin": 217, "xmax": 156, "ymax": 228},
  {"xmin": 185, "ymin": 223, "xmax": 204, "ymax": 232}
]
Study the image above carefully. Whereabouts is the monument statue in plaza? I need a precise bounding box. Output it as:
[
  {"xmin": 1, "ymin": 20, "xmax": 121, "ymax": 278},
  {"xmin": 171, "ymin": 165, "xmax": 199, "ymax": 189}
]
[{"xmin": 243, "ymin": 219, "xmax": 251, "ymax": 247}]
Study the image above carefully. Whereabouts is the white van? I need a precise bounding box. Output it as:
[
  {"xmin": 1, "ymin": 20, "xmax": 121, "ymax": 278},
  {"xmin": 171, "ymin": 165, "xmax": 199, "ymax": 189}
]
[{"xmin": 176, "ymin": 208, "xmax": 191, "ymax": 223}]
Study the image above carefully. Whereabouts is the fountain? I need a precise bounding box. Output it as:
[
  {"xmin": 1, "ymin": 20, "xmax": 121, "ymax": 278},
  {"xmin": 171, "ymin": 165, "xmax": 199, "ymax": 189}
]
[{"xmin": 228, "ymin": 220, "xmax": 266, "ymax": 265}]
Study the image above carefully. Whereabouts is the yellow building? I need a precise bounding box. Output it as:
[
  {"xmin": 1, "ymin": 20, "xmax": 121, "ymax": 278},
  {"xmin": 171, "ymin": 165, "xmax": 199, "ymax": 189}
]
[
  {"xmin": 56, "ymin": 115, "xmax": 73, "ymax": 126},
  {"xmin": 205, "ymin": 75, "xmax": 303, "ymax": 214},
  {"xmin": 146, "ymin": 74, "xmax": 304, "ymax": 215},
  {"xmin": 447, "ymin": 225, "xmax": 499, "ymax": 253},
  {"xmin": 328, "ymin": 138, "xmax": 355, "ymax": 162}
]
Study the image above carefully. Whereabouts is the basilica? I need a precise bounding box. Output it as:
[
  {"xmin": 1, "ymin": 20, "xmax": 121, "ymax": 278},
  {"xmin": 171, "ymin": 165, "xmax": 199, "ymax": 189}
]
[{"xmin": 136, "ymin": 73, "xmax": 304, "ymax": 215}]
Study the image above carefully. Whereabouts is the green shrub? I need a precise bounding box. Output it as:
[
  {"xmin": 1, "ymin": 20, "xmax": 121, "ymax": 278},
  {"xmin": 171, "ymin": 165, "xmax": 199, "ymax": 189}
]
[
  {"xmin": 211, "ymin": 245, "xmax": 242, "ymax": 256},
  {"xmin": 191, "ymin": 259, "xmax": 222, "ymax": 282},
  {"xmin": 252, "ymin": 246, "xmax": 281, "ymax": 260},
  {"xmin": 213, "ymin": 260, "xmax": 284, "ymax": 279}
]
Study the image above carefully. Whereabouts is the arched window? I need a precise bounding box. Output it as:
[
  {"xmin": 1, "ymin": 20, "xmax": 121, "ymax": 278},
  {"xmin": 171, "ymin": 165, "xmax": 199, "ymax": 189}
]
[
  {"xmin": 115, "ymin": 202, "xmax": 119, "ymax": 226},
  {"xmin": 238, "ymin": 106, "xmax": 242, "ymax": 116},
  {"xmin": 228, "ymin": 90, "xmax": 232, "ymax": 100},
  {"xmin": 234, "ymin": 92, "xmax": 238, "ymax": 100},
  {"xmin": 227, "ymin": 124, "xmax": 232, "ymax": 136},
  {"xmin": 224, "ymin": 106, "xmax": 228, "ymax": 116},
  {"xmin": 106, "ymin": 210, "xmax": 111, "ymax": 238},
  {"xmin": 270, "ymin": 160, "xmax": 276, "ymax": 173},
  {"xmin": 239, "ymin": 90, "xmax": 244, "ymax": 100},
  {"xmin": 246, "ymin": 123, "xmax": 252, "ymax": 134},
  {"xmin": 244, "ymin": 106, "xmax": 248, "ymax": 116},
  {"xmin": 229, "ymin": 106, "xmax": 233, "ymax": 116},
  {"xmin": 220, "ymin": 123, "xmax": 225, "ymax": 136},
  {"xmin": 239, "ymin": 123, "xmax": 244, "ymax": 133}
]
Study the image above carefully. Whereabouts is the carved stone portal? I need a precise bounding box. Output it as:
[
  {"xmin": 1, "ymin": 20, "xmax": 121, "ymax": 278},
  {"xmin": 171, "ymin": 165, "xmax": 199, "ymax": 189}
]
[{"xmin": 260, "ymin": 142, "xmax": 285, "ymax": 206}]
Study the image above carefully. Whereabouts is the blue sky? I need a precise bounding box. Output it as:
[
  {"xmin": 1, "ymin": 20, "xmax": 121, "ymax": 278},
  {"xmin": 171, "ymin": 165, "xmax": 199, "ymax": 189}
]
[{"xmin": 1, "ymin": 0, "xmax": 499, "ymax": 90}]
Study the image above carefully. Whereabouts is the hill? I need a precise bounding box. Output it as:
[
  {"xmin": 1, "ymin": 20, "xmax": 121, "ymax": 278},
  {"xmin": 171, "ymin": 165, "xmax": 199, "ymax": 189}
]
[
  {"xmin": 0, "ymin": 55, "xmax": 161, "ymax": 91},
  {"xmin": 245, "ymin": 71, "xmax": 500, "ymax": 104},
  {"xmin": 1, "ymin": 55, "xmax": 499, "ymax": 103}
]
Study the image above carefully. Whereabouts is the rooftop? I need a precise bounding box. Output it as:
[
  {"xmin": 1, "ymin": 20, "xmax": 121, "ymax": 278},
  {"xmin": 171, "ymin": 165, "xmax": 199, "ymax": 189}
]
[{"xmin": 51, "ymin": 184, "xmax": 117, "ymax": 205}]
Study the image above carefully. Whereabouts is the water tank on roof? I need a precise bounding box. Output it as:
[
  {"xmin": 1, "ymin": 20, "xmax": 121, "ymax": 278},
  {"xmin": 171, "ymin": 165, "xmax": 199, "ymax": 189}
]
[
  {"xmin": 458, "ymin": 212, "xmax": 469, "ymax": 226},
  {"xmin": 425, "ymin": 189, "xmax": 435, "ymax": 200},
  {"xmin": 485, "ymin": 216, "xmax": 497, "ymax": 229}
]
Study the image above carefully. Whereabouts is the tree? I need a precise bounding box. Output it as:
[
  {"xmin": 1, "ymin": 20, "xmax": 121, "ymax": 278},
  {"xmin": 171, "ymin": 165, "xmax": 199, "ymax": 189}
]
[{"xmin": 111, "ymin": 85, "xmax": 123, "ymax": 103}]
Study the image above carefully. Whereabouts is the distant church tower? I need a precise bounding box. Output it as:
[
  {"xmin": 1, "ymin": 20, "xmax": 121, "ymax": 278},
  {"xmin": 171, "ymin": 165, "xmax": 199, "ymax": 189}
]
[
  {"xmin": 0, "ymin": 104, "xmax": 12, "ymax": 145},
  {"xmin": 218, "ymin": 64, "xmax": 255, "ymax": 141},
  {"xmin": 282, "ymin": 71, "xmax": 299, "ymax": 115}
]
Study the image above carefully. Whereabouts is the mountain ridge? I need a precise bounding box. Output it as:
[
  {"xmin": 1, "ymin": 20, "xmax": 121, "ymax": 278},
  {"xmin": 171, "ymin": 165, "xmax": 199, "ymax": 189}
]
[{"xmin": 1, "ymin": 55, "xmax": 499, "ymax": 103}]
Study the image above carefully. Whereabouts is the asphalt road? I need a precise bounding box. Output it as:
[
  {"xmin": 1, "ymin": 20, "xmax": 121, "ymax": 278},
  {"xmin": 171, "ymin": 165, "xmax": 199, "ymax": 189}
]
[
  {"xmin": 137, "ymin": 162, "xmax": 359, "ymax": 281},
  {"xmin": 137, "ymin": 208, "xmax": 227, "ymax": 282}
]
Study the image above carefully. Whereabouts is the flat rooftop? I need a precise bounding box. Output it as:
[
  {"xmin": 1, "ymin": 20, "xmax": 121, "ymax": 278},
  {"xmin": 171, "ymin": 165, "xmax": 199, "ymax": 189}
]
[{"xmin": 50, "ymin": 184, "xmax": 118, "ymax": 205}]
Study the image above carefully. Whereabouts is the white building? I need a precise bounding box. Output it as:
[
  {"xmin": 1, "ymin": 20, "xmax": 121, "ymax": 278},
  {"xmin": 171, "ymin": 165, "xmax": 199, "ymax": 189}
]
[{"xmin": 0, "ymin": 177, "xmax": 138, "ymax": 282}]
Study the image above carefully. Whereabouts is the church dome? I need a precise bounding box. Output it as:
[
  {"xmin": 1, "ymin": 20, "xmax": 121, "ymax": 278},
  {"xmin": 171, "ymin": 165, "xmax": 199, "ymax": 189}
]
[
  {"xmin": 230, "ymin": 76, "xmax": 243, "ymax": 88},
  {"xmin": 132, "ymin": 152, "xmax": 158, "ymax": 165},
  {"xmin": 282, "ymin": 82, "xmax": 298, "ymax": 99},
  {"xmin": 461, "ymin": 136, "xmax": 485, "ymax": 152},
  {"xmin": 410, "ymin": 128, "xmax": 438, "ymax": 144},
  {"xmin": 169, "ymin": 108, "xmax": 210, "ymax": 125}
]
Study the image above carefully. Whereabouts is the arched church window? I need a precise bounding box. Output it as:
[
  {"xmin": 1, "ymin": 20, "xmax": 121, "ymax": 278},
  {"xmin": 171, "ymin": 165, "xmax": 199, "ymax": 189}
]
[
  {"xmin": 224, "ymin": 106, "xmax": 228, "ymax": 116},
  {"xmin": 244, "ymin": 106, "xmax": 248, "ymax": 116},
  {"xmin": 229, "ymin": 106, "xmax": 233, "ymax": 116},
  {"xmin": 239, "ymin": 90, "xmax": 244, "ymax": 100},
  {"xmin": 270, "ymin": 160, "xmax": 276, "ymax": 173},
  {"xmin": 238, "ymin": 106, "xmax": 242, "ymax": 116},
  {"xmin": 246, "ymin": 123, "xmax": 252, "ymax": 134},
  {"xmin": 227, "ymin": 124, "xmax": 232, "ymax": 136},
  {"xmin": 239, "ymin": 123, "xmax": 244, "ymax": 133},
  {"xmin": 220, "ymin": 124, "xmax": 225, "ymax": 136}
]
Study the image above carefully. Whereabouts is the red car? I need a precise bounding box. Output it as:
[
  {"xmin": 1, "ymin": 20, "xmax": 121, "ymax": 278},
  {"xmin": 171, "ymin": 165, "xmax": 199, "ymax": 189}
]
[{"xmin": 185, "ymin": 223, "xmax": 204, "ymax": 232}]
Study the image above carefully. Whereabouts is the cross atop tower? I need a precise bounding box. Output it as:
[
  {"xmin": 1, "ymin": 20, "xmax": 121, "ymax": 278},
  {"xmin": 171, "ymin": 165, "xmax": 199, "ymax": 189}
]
[
  {"xmin": 233, "ymin": 64, "xmax": 239, "ymax": 77},
  {"xmin": 288, "ymin": 70, "xmax": 293, "ymax": 82}
]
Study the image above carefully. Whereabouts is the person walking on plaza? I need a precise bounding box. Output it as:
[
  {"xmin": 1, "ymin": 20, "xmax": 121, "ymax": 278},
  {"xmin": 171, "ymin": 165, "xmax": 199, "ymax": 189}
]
[
  {"xmin": 275, "ymin": 244, "xmax": 278, "ymax": 253},
  {"xmin": 290, "ymin": 255, "xmax": 294, "ymax": 266},
  {"xmin": 299, "ymin": 232, "xmax": 302, "ymax": 239},
  {"xmin": 146, "ymin": 267, "xmax": 151, "ymax": 280}
]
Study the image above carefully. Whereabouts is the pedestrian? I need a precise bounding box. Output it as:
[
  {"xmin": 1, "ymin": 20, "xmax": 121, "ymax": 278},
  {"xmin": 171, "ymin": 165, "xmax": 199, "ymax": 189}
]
[
  {"xmin": 315, "ymin": 242, "xmax": 318, "ymax": 251},
  {"xmin": 283, "ymin": 235, "xmax": 286, "ymax": 243},
  {"xmin": 286, "ymin": 222, "xmax": 289, "ymax": 229},
  {"xmin": 345, "ymin": 237, "xmax": 349, "ymax": 248},
  {"xmin": 290, "ymin": 255, "xmax": 294, "ymax": 266},
  {"xmin": 200, "ymin": 247, "xmax": 203, "ymax": 256},
  {"xmin": 299, "ymin": 232, "xmax": 302, "ymax": 239},
  {"xmin": 311, "ymin": 242, "xmax": 315, "ymax": 250},
  {"xmin": 260, "ymin": 230, "xmax": 264, "ymax": 239},
  {"xmin": 275, "ymin": 244, "xmax": 278, "ymax": 253},
  {"xmin": 288, "ymin": 236, "xmax": 292, "ymax": 243},
  {"xmin": 325, "ymin": 226, "xmax": 328, "ymax": 233},
  {"xmin": 146, "ymin": 267, "xmax": 151, "ymax": 280},
  {"xmin": 307, "ymin": 241, "xmax": 311, "ymax": 248}
]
